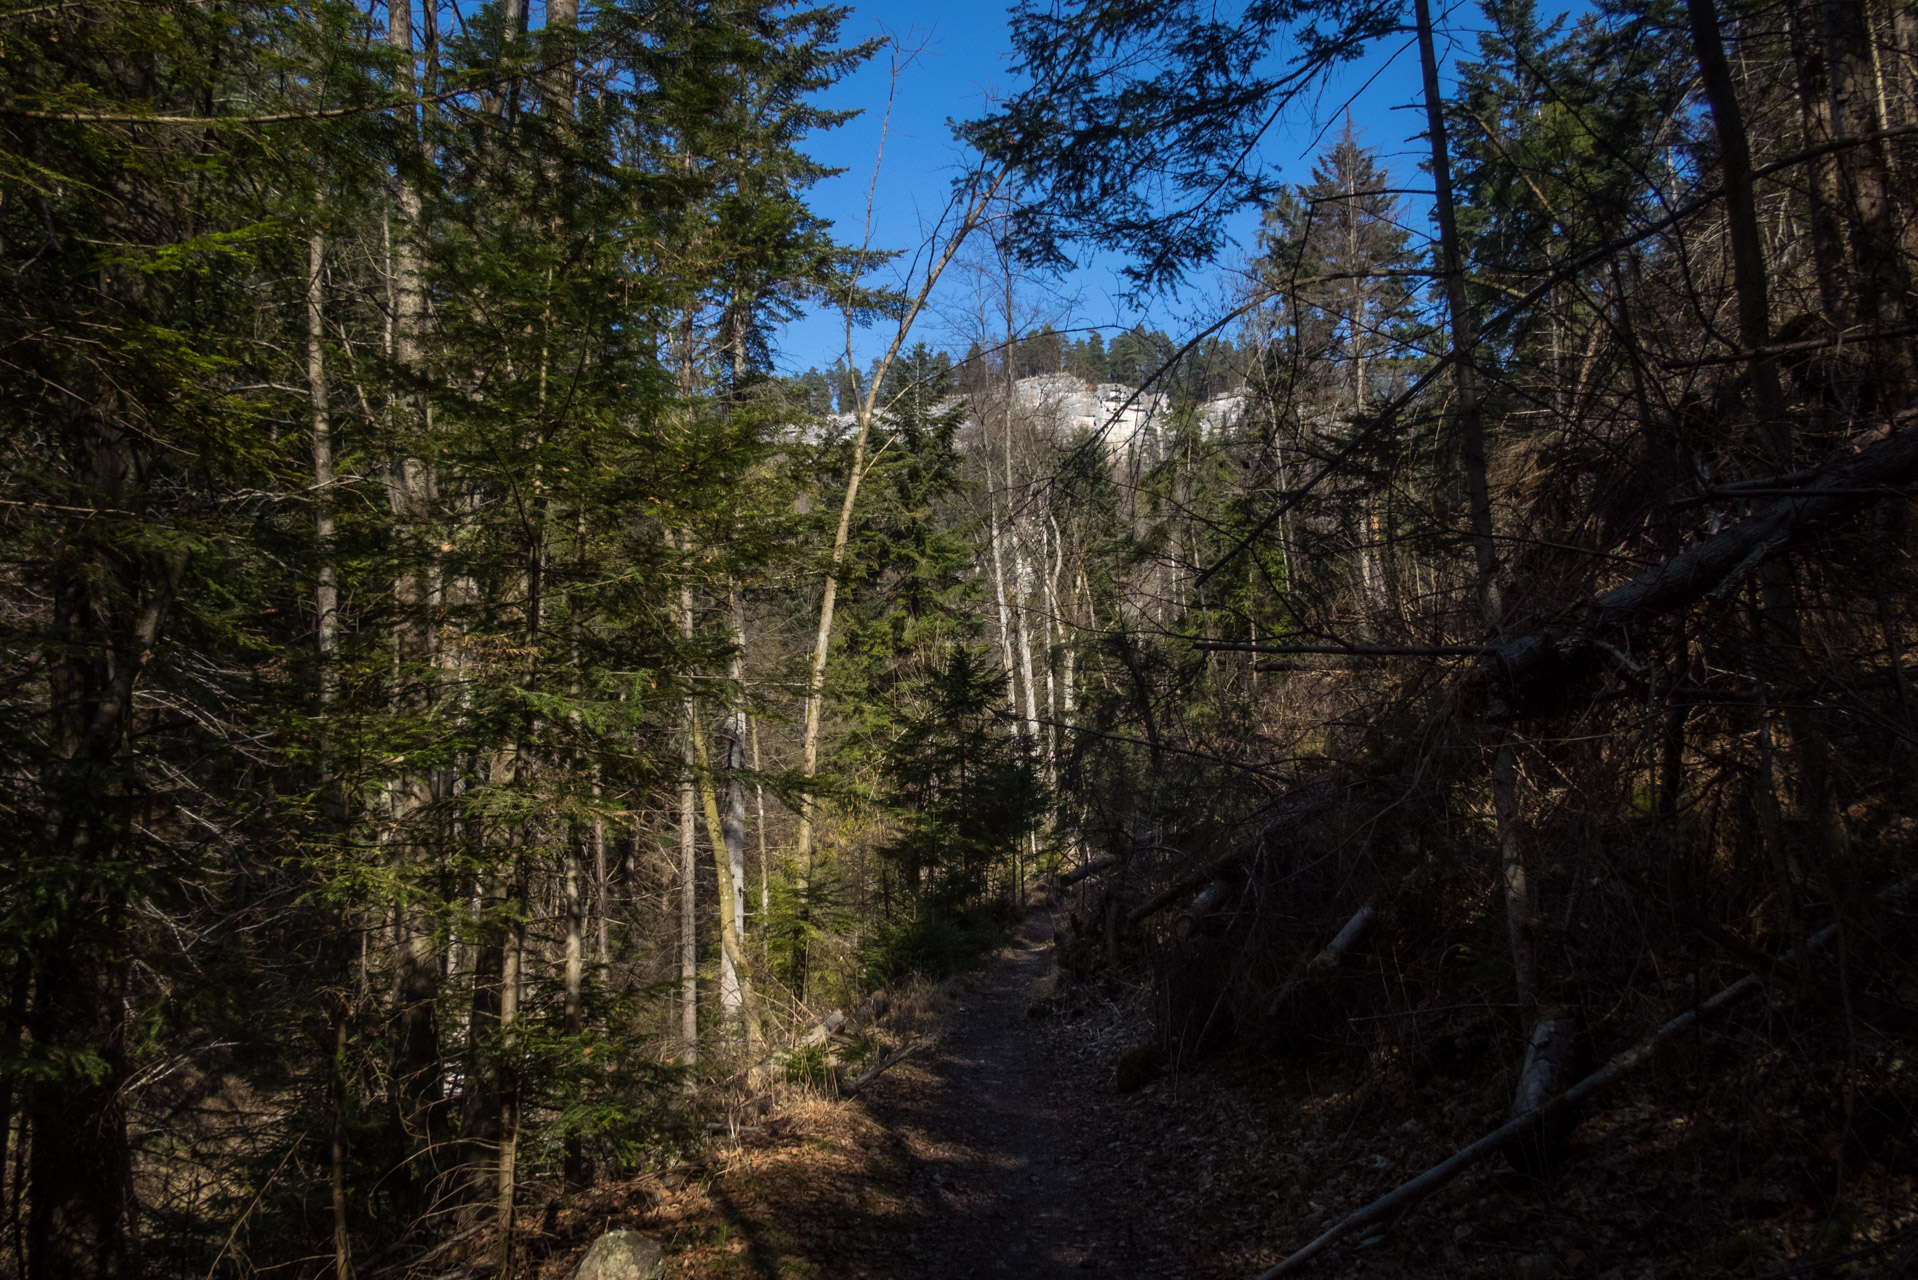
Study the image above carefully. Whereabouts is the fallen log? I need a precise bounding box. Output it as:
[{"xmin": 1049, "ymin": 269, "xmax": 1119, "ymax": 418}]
[
  {"xmin": 1263, "ymin": 903, "xmax": 1375, "ymax": 1018},
  {"xmin": 1198, "ymin": 427, "xmax": 1918, "ymax": 702},
  {"xmin": 1502, "ymin": 1014, "xmax": 1579, "ymax": 1173},
  {"xmin": 1307, "ymin": 904, "xmax": 1374, "ymax": 973},
  {"xmin": 1495, "ymin": 421, "xmax": 1918, "ymax": 698},
  {"xmin": 1128, "ymin": 781, "xmax": 1345, "ymax": 926},
  {"xmin": 797, "ymin": 1010, "xmax": 845, "ymax": 1048},
  {"xmin": 1129, "ymin": 845, "xmax": 1255, "ymax": 926},
  {"xmin": 1248, "ymin": 879, "xmax": 1915, "ymax": 1278},
  {"xmin": 1055, "ymin": 854, "xmax": 1118, "ymax": 889},
  {"xmin": 1175, "ymin": 878, "xmax": 1233, "ymax": 938}
]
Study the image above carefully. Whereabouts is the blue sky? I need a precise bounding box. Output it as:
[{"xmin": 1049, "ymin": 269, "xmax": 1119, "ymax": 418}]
[{"xmin": 768, "ymin": 1, "xmax": 1516, "ymax": 377}]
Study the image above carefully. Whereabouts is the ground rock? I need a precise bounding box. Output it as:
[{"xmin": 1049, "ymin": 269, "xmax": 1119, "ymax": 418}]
[{"xmin": 571, "ymin": 1229, "xmax": 664, "ymax": 1280}]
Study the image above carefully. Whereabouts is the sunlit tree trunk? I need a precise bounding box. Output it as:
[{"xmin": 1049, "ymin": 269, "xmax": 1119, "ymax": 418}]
[
  {"xmin": 678, "ymin": 579, "xmax": 699, "ymax": 1065},
  {"xmin": 725, "ymin": 588, "xmax": 752, "ymax": 959},
  {"xmin": 495, "ymin": 885, "xmax": 522, "ymax": 1273},
  {"xmin": 988, "ymin": 494, "xmax": 1019, "ymax": 715}
]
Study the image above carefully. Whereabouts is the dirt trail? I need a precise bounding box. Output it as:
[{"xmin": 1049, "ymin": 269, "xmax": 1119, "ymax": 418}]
[
  {"xmin": 588, "ymin": 913, "xmax": 1206, "ymax": 1279},
  {"xmin": 543, "ymin": 906, "xmax": 1904, "ymax": 1280},
  {"xmin": 849, "ymin": 911, "xmax": 1156, "ymax": 1277}
]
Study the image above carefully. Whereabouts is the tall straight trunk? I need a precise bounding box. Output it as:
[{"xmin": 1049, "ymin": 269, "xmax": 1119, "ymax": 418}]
[
  {"xmin": 1041, "ymin": 516, "xmax": 1060, "ymax": 779},
  {"xmin": 708, "ymin": 592, "xmax": 743, "ymax": 1030},
  {"xmin": 678, "ymin": 581, "xmax": 699, "ymax": 1065},
  {"xmin": 1786, "ymin": 0, "xmax": 1849, "ymax": 320},
  {"xmin": 562, "ymin": 825, "xmax": 586, "ymax": 1184},
  {"xmin": 1000, "ymin": 282, "xmax": 1041, "ymax": 747},
  {"xmin": 0, "ymin": 963, "xmax": 24, "ymax": 1277},
  {"xmin": 1692, "ymin": 0, "xmax": 1850, "ymax": 901},
  {"xmin": 1820, "ymin": 0, "xmax": 1912, "ymax": 335},
  {"xmin": 1014, "ymin": 540, "xmax": 1043, "ymax": 744},
  {"xmin": 1416, "ymin": 0, "xmax": 1537, "ymax": 1028},
  {"xmin": 383, "ymin": 0, "xmax": 445, "ymax": 1210},
  {"xmin": 751, "ymin": 717, "xmax": 769, "ymax": 920},
  {"xmin": 328, "ymin": 1000, "xmax": 352, "ymax": 1280},
  {"xmin": 594, "ymin": 818, "xmax": 609, "ymax": 965},
  {"xmin": 308, "ymin": 223, "xmax": 340, "ymax": 711},
  {"xmin": 725, "ymin": 588, "xmax": 751, "ymax": 956},
  {"xmin": 562, "ymin": 522, "xmax": 589, "ymax": 1187},
  {"xmin": 457, "ymin": 881, "xmax": 503, "ymax": 1212},
  {"xmin": 1687, "ymin": 0, "xmax": 1789, "ymax": 450},
  {"xmin": 988, "ymin": 500, "xmax": 1019, "ymax": 714},
  {"xmin": 545, "ymin": 0, "xmax": 578, "ymax": 110},
  {"xmin": 306, "ymin": 214, "xmax": 352, "ymax": 1280},
  {"xmin": 495, "ymin": 892, "xmax": 522, "ymax": 1274}
]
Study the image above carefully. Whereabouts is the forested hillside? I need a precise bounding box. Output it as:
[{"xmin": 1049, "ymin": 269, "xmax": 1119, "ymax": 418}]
[{"xmin": 3, "ymin": 0, "xmax": 1918, "ymax": 1276}]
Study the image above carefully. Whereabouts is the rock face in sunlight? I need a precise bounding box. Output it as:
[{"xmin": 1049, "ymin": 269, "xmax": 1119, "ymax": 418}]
[
  {"xmin": 572, "ymin": 1230, "xmax": 664, "ymax": 1280},
  {"xmin": 998, "ymin": 373, "xmax": 1245, "ymax": 457}
]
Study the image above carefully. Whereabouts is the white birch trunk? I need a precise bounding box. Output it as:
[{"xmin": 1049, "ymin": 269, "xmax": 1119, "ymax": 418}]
[
  {"xmin": 1040, "ymin": 516, "xmax": 1059, "ymax": 779},
  {"xmin": 988, "ymin": 496, "xmax": 1018, "ymax": 715},
  {"xmin": 751, "ymin": 716, "xmax": 768, "ymax": 920},
  {"xmin": 725, "ymin": 588, "xmax": 750, "ymax": 954},
  {"xmin": 1013, "ymin": 537, "xmax": 1042, "ymax": 745},
  {"xmin": 678, "ymin": 582, "xmax": 698, "ymax": 1066}
]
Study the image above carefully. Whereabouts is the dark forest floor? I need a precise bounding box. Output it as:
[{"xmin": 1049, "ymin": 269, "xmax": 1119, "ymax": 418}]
[{"xmin": 526, "ymin": 915, "xmax": 1918, "ymax": 1280}]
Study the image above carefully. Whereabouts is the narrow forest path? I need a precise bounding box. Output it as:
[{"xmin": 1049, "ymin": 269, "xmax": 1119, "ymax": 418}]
[
  {"xmin": 539, "ymin": 911, "xmax": 1918, "ymax": 1280},
  {"xmin": 559, "ymin": 911, "xmax": 1233, "ymax": 1280},
  {"xmin": 846, "ymin": 911, "xmax": 1147, "ymax": 1277}
]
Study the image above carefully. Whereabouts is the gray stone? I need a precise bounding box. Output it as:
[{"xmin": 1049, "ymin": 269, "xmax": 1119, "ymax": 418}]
[{"xmin": 571, "ymin": 1230, "xmax": 664, "ymax": 1280}]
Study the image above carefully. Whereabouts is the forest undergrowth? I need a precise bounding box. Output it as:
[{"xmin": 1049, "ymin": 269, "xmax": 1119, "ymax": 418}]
[{"xmin": 529, "ymin": 891, "xmax": 1918, "ymax": 1280}]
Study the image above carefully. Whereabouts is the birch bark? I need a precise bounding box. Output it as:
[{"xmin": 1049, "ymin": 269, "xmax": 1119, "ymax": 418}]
[{"xmin": 678, "ymin": 579, "xmax": 698, "ymax": 1065}]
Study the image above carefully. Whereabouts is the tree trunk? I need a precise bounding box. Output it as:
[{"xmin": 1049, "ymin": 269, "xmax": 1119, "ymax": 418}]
[
  {"xmin": 1415, "ymin": 0, "xmax": 1539, "ymax": 1028},
  {"xmin": 1786, "ymin": 0, "xmax": 1849, "ymax": 321},
  {"xmin": 725, "ymin": 589, "xmax": 752, "ymax": 963},
  {"xmin": 1041, "ymin": 516, "xmax": 1059, "ymax": 780},
  {"xmin": 791, "ymin": 379, "xmax": 872, "ymax": 995},
  {"xmin": 307, "ymin": 210, "xmax": 352, "ymax": 1280},
  {"xmin": 307, "ymin": 221, "xmax": 340, "ymax": 713},
  {"xmin": 1687, "ymin": 0, "xmax": 1790, "ymax": 451},
  {"xmin": 1820, "ymin": 0, "xmax": 1912, "ymax": 338},
  {"xmin": 693, "ymin": 709, "xmax": 764, "ymax": 1055},
  {"xmin": 495, "ymin": 891, "xmax": 522, "ymax": 1275},
  {"xmin": 987, "ymin": 493, "xmax": 1019, "ymax": 717},
  {"xmin": 679, "ymin": 581, "xmax": 699, "ymax": 1066},
  {"xmin": 329, "ymin": 1001, "xmax": 352, "ymax": 1280},
  {"xmin": 563, "ymin": 822, "xmax": 586, "ymax": 1185},
  {"xmin": 751, "ymin": 716, "xmax": 769, "ymax": 921},
  {"xmin": 382, "ymin": 0, "xmax": 446, "ymax": 1212}
]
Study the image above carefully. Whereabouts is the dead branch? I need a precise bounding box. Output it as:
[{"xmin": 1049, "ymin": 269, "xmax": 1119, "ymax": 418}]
[
  {"xmin": 1248, "ymin": 877, "xmax": 1916, "ymax": 1277},
  {"xmin": 1496, "ymin": 422, "xmax": 1918, "ymax": 695},
  {"xmin": 838, "ymin": 1039, "xmax": 927, "ymax": 1099}
]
